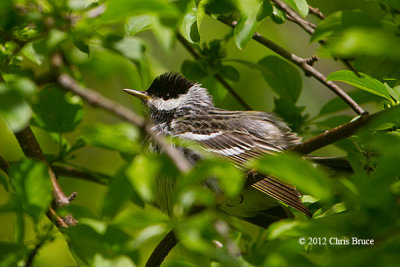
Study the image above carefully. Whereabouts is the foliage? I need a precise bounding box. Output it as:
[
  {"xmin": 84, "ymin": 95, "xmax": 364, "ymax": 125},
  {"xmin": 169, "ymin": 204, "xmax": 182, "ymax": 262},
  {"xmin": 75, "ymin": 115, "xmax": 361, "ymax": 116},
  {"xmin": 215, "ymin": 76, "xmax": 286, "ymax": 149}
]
[{"xmin": 0, "ymin": 0, "xmax": 400, "ymax": 266}]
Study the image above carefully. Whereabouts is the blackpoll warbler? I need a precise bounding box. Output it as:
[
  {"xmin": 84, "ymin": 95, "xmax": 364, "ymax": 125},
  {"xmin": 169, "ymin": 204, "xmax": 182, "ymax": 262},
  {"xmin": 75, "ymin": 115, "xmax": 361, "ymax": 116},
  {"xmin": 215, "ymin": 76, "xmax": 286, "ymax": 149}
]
[{"xmin": 124, "ymin": 72, "xmax": 311, "ymax": 228}]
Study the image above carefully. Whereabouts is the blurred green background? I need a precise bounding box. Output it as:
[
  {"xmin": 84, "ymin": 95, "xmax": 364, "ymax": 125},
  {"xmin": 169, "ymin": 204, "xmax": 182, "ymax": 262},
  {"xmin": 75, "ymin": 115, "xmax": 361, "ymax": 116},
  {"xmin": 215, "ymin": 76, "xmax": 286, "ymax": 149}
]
[{"xmin": 0, "ymin": 0, "xmax": 396, "ymax": 266}]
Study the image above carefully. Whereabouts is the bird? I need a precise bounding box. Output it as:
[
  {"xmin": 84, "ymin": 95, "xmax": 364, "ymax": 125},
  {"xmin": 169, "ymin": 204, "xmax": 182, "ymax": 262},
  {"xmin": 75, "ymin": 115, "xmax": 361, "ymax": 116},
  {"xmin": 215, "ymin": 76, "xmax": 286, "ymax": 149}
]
[{"xmin": 123, "ymin": 72, "xmax": 312, "ymax": 228}]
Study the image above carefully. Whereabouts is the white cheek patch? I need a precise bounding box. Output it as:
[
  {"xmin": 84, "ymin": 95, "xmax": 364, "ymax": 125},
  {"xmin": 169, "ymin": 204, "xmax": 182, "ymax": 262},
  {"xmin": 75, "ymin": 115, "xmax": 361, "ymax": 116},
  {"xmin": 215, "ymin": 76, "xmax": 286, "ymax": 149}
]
[
  {"xmin": 148, "ymin": 85, "xmax": 213, "ymax": 110},
  {"xmin": 149, "ymin": 93, "xmax": 189, "ymax": 110},
  {"xmin": 178, "ymin": 132, "xmax": 223, "ymax": 141}
]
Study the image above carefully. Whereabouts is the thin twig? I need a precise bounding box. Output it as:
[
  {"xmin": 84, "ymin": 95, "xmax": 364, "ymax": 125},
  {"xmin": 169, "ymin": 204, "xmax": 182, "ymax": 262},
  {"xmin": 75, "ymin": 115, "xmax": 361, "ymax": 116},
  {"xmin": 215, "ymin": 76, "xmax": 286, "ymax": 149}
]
[
  {"xmin": 308, "ymin": 5, "xmax": 325, "ymax": 19},
  {"xmin": 0, "ymin": 155, "xmax": 9, "ymax": 172},
  {"xmin": 15, "ymin": 128, "xmax": 74, "ymax": 206},
  {"xmin": 291, "ymin": 105, "xmax": 400, "ymax": 155},
  {"xmin": 14, "ymin": 127, "xmax": 77, "ymax": 227},
  {"xmin": 272, "ymin": 0, "xmax": 316, "ymax": 34},
  {"xmin": 46, "ymin": 208, "xmax": 68, "ymax": 228},
  {"xmin": 177, "ymin": 34, "xmax": 202, "ymax": 60},
  {"xmin": 145, "ymin": 230, "xmax": 178, "ymax": 267},
  {"xmin": 58, "ymin": 74, "xmax": 192, "ymax": 173},
  {"xmin": 25, "ymin": 241, "xmax": 43, "ymax": 267},
  {"xmin": 218, "ymin": 16, "xmax": 366, "ymax": 115},
  {"xmin": 52, "ymin": 165, "xmax": 111, "ymax": 185},
  {"xmin": 289, "ymin": 114, "xmax": 371, "ymax": 154},
  {"xmin": 271, "ymin": 1, "xmax": 361, "ymax": 78},
  {"xmin": 177, "ymin": 34, "xmax": 252, "ymax": 110}
]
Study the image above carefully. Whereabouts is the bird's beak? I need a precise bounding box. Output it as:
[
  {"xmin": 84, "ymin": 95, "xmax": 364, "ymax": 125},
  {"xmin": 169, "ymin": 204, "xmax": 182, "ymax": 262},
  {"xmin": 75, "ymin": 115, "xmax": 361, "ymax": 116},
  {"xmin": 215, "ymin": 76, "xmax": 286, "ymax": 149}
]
[{"xmin": 123, "ymin": 89, "xmax": 152, "ymax": 101}]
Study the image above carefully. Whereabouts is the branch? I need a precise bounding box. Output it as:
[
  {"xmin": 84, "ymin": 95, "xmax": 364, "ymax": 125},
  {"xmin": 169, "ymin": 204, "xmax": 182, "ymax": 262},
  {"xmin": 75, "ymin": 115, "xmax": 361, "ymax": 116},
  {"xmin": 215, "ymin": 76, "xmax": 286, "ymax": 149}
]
[
  {"xmin": 290, "ymin": 114, "xmax": 371, "ymax": 154},
  {"xmin": 25, "ymin": 241, "xmax": 43, "ymax": 267},
  {"xmin": 0, "ymin": 155, "xmax": 9, "ymax": 173},
  {"xmin": 145, "ymin": 230, "xmax": 178, "ymax": 267},
  {"xmin": 52, "ymin": 165, "xmax": 111, "ymax": 185},
  {"xmin": 58, "ymin": 74, "xmax": 192, "ymax": 173},
  {"xmin": 271, "ymin": 1, "xmax": 360, "ymax": 77},
  {"xmin": 291, "ymin": 105, "xmax": 400, "ymax": 155},
  {"xmin": 176, "ymin": 34, "xmax": 252, "ymax": 110},
  {"xmin": 272, "ymin": 0, "xmax": 315, "ymax": 34},
  {"xmin": 14, "ymin": 127, "xmax": 77, "ymax": 228},
  {"xmin": 308, "ymin": 5, "xmax": 325, "ymax": 19},
  {"xmin": 217, "ymin": 16, "xmax": 366, "ymax": 115}
]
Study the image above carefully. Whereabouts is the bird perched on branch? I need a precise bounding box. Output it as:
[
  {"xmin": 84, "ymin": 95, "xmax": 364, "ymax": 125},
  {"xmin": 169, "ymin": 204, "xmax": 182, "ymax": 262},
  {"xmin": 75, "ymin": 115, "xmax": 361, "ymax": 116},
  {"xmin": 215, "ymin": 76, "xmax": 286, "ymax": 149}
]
[{"xmin": 124, "ymin": 72, "xmax": 311, "ymax": 228}]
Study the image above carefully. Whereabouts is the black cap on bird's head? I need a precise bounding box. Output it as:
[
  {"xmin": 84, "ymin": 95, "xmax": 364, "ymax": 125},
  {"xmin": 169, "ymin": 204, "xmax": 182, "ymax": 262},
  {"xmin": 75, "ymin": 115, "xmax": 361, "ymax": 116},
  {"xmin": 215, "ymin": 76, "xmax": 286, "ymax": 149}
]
[
  {"xmin": 147, "ymin": 72, "xmax": 196, "ymax": 100},
  {"xmin": 123, "ymin": 72, "xmax": 214, "ymax": 112},
  {"xmin": 123, "ymin": 72, "xmax": 195, "ymax": 101}
]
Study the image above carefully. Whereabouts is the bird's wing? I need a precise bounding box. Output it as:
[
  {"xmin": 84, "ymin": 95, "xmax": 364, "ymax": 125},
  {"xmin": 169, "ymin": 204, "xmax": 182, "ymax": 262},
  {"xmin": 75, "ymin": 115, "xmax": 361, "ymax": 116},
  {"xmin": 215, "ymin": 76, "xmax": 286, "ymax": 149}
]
[{"xmin": 171, "ymin": 112, "xmax": 310, "ymax": 216}]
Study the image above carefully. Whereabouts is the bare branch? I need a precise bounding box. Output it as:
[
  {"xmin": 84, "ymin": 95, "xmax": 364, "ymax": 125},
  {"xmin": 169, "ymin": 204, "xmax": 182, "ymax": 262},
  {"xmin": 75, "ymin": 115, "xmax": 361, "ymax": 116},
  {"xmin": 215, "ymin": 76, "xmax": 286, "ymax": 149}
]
[
  {"xmin": 145, "ymin": 230, "xmax": 178, "ymax": 267},
  {"xmin": 0, "ymin": 155, "xmax": 9, "ymax": 173},
  {"xmin": 52, "ymin": 165, "xmax": 111, "ymax": 185},
  {"xmin": 25, "ymin": 240, "xmax": 43, "ymax": 267},
  {"xmin": 308, "ymin": 5, "xmax": 325, "ymax": 19},
  {"xmin": 177, "ymin": 34, "xmax": 252, "ymax": 110},
  {"xmin": 271, "ymin": 1, "xmax": 362, "ymax": 79},
  {"xmin": 290, "ymin": 114, "xmax": 371, "ymax": 154},
  {"xmin": 272, "ymin": 0, "xmax": 316, "ymax": 34},
  {"xmin": 14, "ymin": 127, "xmax": 77, "ymax": 227},
  {"xmin": 58, "ymin": 74, "xmax": 192, "ymax": 173},
  {"xmin": 217, "ymin": 16, "xmax": 366, "ymax": 115}
]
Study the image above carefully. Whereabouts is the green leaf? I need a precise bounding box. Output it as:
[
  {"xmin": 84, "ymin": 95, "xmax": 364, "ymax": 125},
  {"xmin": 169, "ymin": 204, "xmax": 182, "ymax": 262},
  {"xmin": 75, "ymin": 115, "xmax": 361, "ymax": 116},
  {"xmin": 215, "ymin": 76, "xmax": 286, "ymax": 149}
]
[
  {"xmin": 258, "ymin": 56, "xmax": 302, "ymax": 103},
  {"xmin": 112, "ymin": 209, "xmax": 166, "ymax": 228},
  {"xmin": 93, "ymin": 254, "xmax": 136, "ymax": 267},
  {"xmin": 32, "ymin": 85, "xmax": 83, "ymax": 133},
  {"xmin": 113, "ymin": 37, "xmax": 145, "ymax": 61},
  {"xmin": 255, "ymin": 153, "xmax": 332, "ymax": 202},
  {"xmin": 379, "ymin": 0, "xmax": 400, "ymax": 11},
  {"xmin": 0, "ymin": 83, "xmax": 32, "ymax": 132},
  {"xmin": 233, "ymin": 0, "xmax": 263, "ymax": 49},
  {"xmin": 11, "ymin": 78, "xmax": 36, "ymax": 97},
  {"xmin": 33, "ymin": 30, "xmax": 68, "ymax": 55},
  {"xmin": 125, "ymin": 15, "xmax": 152, "ymax": 35},
  {"xmin": 21, "ymin": 43, "xmax": 44, "ymax": 65},
  {"xmin": 273, "ymin": 97, "xmax": 306, "ymax": 132},
  {"xmin": 234, "ymin": 15, "xmax": 257, "ymax": 50},
  {"xmin": 185, "ymin": 159, "xmax": 244, "ymax": 197},
  {"xmin": 126, "ymin": 154, "xmax": 160, "ymax": 202},
  {"xmin": 283, "ymin": 0, "xmax": 309, "ymax": 17},
  {"xmin": 102, "ymin": 171, "xmax": 137, "ymax": 219},
  {"xmin": 181, "ymin": 60, "xmax": 208, "ymax": 80},
  {"xmin": 0, "ymin": 242, "xmax": 29, "ymax": 267},
  {"xmin": 358, "ymin": 105, "xmax": 400, "ymax": 135},
  {"xmin": 73, "ymin": 39, "xmax": 90, "ymax": 54},
  {"xmin": 204, "ymin": 0, "xmax": 235, "ymax": 15},
  {"xmin": 311, "ymin": 10, "xmax": 380, "ymax": 42},
  {"xmin": 151, "ymin": 16, "xmax": 176, "ymax": 51},
  {"xmin": 9, "ymin": 159, "xmax": 52, "ymax": 222},
  {"xmin": 271, "ymin": 5, "xmax": 286, "ymax": 24},
  {"xmin": 65, "ymin": 224, "xmax": 107, "ymax": 262},
  {"xmin": 257, "ymin": 0, "xmax": 273, "ymax": 21},
  {"xmin": 68, "ymin": 0, "xmax": 99, "ymax": 10},
  {"xmin": 319, "ymin": 90, "xmax": 383, "ymax": 116},
  {"xmin": 323, "ymin": 29, "xmax": 400, "ymax": 60},
  {"xmin": 179, "ymin": 1, "xmax": 200, "ymax": 43},
  {"xmin": 100, "ymin": 0, "xmax": 179, "ymax": 23},
  {"xmin": 326, "ymin": 70, "xmax": 392, "ymax": 101},
  {"xmin": 81, "ymin": 123, "xmax": 140, "ymax": 155},
  {"xmin": 220, "ymin": 65, "xmax": 240, "ymax": 82}
]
